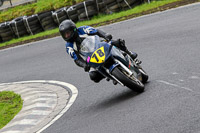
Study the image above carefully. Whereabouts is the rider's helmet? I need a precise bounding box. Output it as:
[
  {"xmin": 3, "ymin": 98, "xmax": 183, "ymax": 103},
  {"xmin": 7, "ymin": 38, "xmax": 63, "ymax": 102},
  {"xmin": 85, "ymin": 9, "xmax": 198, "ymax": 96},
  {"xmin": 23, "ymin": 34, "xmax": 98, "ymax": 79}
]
[{"xmin": 59, "ymin": 20, "xmax": 77, "ymax": 41}]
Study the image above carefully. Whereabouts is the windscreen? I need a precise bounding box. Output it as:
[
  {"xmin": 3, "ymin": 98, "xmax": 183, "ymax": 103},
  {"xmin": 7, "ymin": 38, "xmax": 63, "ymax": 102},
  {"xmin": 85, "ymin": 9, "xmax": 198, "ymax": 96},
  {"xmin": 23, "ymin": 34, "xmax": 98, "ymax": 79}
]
[{"xmin": 80, "ymin": 35, "xmax": 101, "ymax": 54}]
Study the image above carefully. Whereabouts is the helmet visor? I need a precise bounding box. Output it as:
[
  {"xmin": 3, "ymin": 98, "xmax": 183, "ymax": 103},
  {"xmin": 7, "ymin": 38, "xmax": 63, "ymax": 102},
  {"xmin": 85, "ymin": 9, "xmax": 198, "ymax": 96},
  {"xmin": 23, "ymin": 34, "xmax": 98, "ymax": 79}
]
[{"xmin": 64, "ymin": 30, "xmax": 73, "ymax": 39}]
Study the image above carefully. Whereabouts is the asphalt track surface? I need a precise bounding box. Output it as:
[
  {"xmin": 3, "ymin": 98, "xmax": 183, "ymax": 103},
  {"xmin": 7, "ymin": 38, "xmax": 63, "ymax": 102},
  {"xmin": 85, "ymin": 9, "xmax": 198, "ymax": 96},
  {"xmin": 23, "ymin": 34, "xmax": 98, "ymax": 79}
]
[{"xmin": 1, "ymin": 3, "xmax": 200, "ymax": 133}]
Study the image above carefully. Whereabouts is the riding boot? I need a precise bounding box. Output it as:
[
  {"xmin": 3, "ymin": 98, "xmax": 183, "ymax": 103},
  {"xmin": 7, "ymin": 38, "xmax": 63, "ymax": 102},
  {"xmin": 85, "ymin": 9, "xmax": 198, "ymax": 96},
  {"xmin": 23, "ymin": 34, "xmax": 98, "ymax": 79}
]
[
  {"xmin": 124, "ymin": 49, "xmax": 138, "ymax": 60},
  {"xmin": 111, "ymin": 39, "xmax": 138, "ymax": 60}
]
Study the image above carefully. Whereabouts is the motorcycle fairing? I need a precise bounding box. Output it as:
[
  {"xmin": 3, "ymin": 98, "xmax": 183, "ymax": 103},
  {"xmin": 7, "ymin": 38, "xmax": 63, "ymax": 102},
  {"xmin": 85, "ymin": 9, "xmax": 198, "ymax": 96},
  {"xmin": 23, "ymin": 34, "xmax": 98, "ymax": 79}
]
[{"xmin": 86, "ymin": 42, "xmax": 111, "ymax": 68}]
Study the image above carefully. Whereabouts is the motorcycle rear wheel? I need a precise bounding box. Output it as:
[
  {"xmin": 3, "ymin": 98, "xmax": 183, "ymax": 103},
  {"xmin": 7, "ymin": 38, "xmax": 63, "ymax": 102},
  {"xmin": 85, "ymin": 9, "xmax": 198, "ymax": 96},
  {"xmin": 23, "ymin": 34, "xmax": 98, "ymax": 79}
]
[{"xmin": 111, "ymin": 67, "xmax": 144, "ymax": 93}]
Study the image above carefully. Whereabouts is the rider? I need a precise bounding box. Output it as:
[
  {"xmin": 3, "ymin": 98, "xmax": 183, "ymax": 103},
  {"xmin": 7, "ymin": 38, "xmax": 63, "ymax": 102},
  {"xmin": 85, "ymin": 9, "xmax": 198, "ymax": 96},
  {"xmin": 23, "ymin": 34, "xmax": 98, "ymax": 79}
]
[{"xmin": 59, "ymin": 19, "xmax": 138, "ymax": 83}]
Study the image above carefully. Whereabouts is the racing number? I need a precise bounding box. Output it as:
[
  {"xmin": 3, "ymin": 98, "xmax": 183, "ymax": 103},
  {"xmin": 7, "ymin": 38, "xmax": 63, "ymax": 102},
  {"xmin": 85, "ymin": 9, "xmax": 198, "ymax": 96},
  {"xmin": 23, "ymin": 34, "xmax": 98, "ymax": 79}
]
[
  {"xmin": 97, "ymin": 49, "xmax": 104, "ymax": 57},
  {"xmin": 92, "ymin": 49, "xmax": 104, "ymax": 62},
  {"xmin": 92, "ymin": 54, "xmax": 99, "ymax": 62}
]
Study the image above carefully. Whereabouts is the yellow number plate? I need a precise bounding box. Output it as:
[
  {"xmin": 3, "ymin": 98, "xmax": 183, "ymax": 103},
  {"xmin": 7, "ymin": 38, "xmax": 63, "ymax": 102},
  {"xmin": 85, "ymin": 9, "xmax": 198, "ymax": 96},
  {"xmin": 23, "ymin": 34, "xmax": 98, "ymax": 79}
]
[{"xmin": 90, "ymin": 47, "xmax": 105, "ymax": 63}]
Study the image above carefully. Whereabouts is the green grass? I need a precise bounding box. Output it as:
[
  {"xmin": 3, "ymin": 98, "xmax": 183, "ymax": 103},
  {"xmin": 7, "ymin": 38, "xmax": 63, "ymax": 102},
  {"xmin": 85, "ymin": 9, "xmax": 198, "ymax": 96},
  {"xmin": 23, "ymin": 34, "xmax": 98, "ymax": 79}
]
[
  {"xmin": 35, "ymin": 0, "xmax": 82, "ymax": 13},
  {"xmin": 0, "ymin": 0, "xmax": 199, "ymax": 48},
  {"xmin": 0, "ymin": 28, "xmax": 59, "ymax": 47},
  {"xmin": 0, "ymin": 0, "xmax": 84, "ymax": 23},
  {"xmin": 0, "ymin": 91, "xmax": 23, "ymax": 129}
]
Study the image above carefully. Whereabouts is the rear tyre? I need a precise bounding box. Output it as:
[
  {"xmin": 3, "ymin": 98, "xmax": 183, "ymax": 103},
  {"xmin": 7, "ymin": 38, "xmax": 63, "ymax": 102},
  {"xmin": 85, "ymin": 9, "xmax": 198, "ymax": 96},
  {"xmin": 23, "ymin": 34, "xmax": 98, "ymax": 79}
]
[{"xmin": 111, "ymin": 67, "xmax": 144, "ymax": 93}]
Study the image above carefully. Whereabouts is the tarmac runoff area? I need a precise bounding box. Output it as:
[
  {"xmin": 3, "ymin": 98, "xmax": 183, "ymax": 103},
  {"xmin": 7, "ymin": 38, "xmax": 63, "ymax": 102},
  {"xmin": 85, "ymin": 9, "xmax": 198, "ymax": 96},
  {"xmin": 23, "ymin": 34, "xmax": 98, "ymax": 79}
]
[
  {"xmin": 0, "ymin": 0, "xmax": 35, "ymax": 10},
  {"xmin": 0, "ymin": 80, "xmax": 78, "ymax": 133}
]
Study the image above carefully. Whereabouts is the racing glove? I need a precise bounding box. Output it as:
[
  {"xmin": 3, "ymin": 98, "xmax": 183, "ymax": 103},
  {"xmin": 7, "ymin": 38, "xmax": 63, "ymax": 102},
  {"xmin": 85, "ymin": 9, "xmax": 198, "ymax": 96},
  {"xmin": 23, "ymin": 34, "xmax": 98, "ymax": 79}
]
[
  {"xmin": 105, "ymin": 33, "xmax": 112, "ymax": 42},
  {"xmin": 84, "ymin": 64, "xmax": 90, "ymax": 72},
  {"xmin": 96, "ymin": 29, "xmax": 112, "ymax": 42},
  {"xmin": 111, "ymin": 39, "xmax": 126, "ymax": 51}
]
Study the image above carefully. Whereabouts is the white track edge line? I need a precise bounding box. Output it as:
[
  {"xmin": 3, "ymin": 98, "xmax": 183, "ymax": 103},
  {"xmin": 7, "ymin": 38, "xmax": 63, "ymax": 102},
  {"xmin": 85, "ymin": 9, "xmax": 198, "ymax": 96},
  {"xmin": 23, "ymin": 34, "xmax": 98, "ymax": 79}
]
[{"xmin": 0, "ymin": 80, "xmax": 78, "ymax": 133}]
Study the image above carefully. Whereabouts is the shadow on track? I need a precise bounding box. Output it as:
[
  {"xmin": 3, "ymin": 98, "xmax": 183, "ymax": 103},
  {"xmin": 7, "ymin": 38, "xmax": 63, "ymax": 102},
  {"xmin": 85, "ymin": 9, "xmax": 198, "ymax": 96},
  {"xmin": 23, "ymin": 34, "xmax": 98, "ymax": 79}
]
[
  {"xmin": 92, "ymin": 82, "xmax": 150, "ymax": 110},
  {"xmin": 81, "ymin": 82, "xmax": 151, "ymax": 116},
  {"xmin": 89, "ymin": 89, "xmax": 143, "ymax": 113}
]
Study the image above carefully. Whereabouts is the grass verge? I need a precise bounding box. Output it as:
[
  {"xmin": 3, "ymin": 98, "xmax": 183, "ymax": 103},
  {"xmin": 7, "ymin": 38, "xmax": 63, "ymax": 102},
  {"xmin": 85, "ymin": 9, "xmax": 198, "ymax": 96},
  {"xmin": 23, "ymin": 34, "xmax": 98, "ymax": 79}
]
[
  {"xmin": 0, "ymin": 0, "xmax": 199, "ymax": 50},
  {"xmin": 0, "ymin": 0, "xmax": 84, "ymax": 23},
  {"xmin": 0, "ymin": 91, "xmax": 23, "ymax": 129}
]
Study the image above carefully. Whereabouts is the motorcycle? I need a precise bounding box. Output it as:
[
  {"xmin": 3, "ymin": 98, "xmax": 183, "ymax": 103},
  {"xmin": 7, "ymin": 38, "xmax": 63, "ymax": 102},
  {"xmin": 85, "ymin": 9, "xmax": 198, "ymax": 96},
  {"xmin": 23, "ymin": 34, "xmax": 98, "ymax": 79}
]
[{"xmin": 79, "ymin": 35, "xmax": 148, "ymax": 93}]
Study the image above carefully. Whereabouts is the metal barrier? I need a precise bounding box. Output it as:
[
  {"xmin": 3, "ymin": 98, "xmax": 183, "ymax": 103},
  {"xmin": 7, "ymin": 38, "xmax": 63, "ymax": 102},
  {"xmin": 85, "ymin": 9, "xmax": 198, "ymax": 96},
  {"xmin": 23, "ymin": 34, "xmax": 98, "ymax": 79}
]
[{"xmin": 0, "ymin": 0, "xmax": 12, "ymax": 7}]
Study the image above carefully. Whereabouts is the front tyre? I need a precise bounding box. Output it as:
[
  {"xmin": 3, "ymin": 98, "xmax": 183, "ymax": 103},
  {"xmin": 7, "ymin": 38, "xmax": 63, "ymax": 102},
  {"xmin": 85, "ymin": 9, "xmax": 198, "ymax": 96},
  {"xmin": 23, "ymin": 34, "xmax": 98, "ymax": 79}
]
[{"xmin": 111, "ymin": 67, "xmax": 144, "ymax": 93}]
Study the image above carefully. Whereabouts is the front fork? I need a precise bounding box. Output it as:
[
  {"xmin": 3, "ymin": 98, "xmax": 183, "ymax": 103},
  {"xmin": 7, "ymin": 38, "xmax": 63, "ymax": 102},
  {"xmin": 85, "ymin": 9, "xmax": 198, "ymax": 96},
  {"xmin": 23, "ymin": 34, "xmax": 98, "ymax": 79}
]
[
  {"xmin": 96, "ymin": 65, "xmax": 124, "ymax": 86},
  {"xmin": 103, "ymin": 59, "xmax": 135, "ymax": 86},
  {"xmin": 111, "ymin": 58, "xmax": 143, "ymax": 84}
]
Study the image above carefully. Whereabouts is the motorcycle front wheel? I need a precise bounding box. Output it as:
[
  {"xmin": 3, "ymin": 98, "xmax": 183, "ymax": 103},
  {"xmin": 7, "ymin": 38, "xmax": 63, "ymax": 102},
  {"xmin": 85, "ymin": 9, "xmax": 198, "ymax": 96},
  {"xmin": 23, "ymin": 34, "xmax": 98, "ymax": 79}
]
[{"xmin": 111, "ymin": 66, "xmax": 144, "ymax": 93}]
